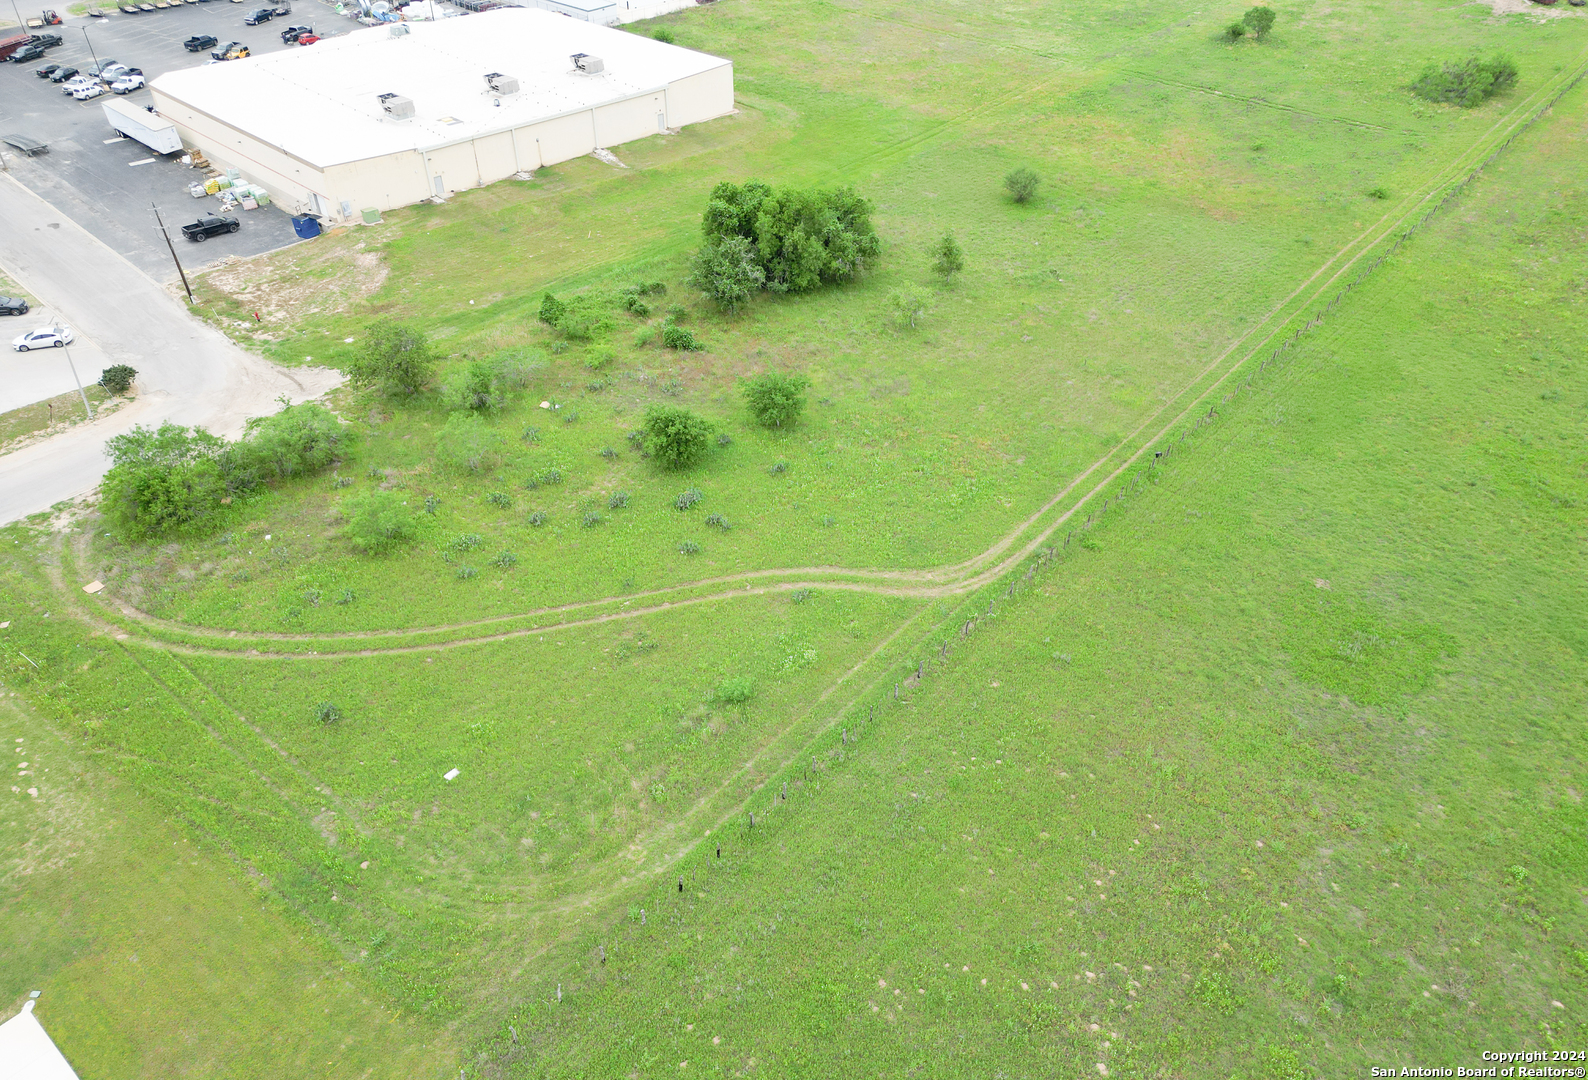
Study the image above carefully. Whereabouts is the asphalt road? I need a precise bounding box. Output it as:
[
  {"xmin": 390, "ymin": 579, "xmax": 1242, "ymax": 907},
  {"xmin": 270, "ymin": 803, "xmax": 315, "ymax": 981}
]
[
  {"xmin": 0, "ymin": 172, "xmax": 341, "ymax": 525},
  {"xmin": 0, "ymin": 2, "xmax": 335, "ymax": 280}
]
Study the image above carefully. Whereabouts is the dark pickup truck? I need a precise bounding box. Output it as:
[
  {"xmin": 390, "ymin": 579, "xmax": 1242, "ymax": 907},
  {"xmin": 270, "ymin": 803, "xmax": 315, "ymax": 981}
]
[
  {"xmin": 181, "ymin": 215, "xmax": 240, "ymax": 242},
  {"xmin": 10, "ymin": 43, "xmax": 46, "ymax": 63},
  {"xmin": 183, "ymin": 33, "xmax": 217, "ymax": 51},
  {"xmin": 29, "ymin": 33, "xmax": 63, "ymax": 48}
]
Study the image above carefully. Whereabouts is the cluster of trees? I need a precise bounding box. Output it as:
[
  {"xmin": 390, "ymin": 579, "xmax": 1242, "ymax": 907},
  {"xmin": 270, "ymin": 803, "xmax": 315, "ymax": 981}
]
[
  {"xmin": 688, "ymin": 180, "xmax": 881, "ymax": 309},
  {"xmin": 1411, "ymin": 54, "xmax": 1518, "ymax": 108},
  {"xmin": 101, "ymin": 402, "xmax": 345, "ymax": 538},
  {"xmin": 1225, "ymin": 6, "xmax": 1275, "ymax": 42}
]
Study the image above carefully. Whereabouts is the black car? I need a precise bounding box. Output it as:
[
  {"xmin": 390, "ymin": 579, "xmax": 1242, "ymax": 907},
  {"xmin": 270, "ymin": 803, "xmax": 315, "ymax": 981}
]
[
  {"xmin": 47, "ymin": 65, "xmax": 77, "ymax": 81},
  {"xmin": 0, "ymin": 297, "xmax": 29, "ymax": 317},
  {"xmin": 242, "ymin": 6, "xmax": 273, "ymax": 23},
  {"xmin": 11, "ymin": 44, "xmax": 46, "ymax": 63},
  {"xmin": 35, "ymin": 62, "xmax": 60, "ymax": 78},
  {"xmin": 184, "ymin": 33, "xmax": 218, "ymax": 50},
  {"xmin": 279, "ymin": 23, "xmax": 310, "ymax": 42},
  {"xmin": 29, "ymin": 33, "xmax": 63, "ymax": 48},
  {"xmin": 181, "ymin": 215, "xmax": 240, "ymax": 242}
]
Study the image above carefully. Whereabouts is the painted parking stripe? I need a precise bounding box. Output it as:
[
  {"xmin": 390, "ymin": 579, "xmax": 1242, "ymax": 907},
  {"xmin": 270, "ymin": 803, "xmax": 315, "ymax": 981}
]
[{"xmin": 128, "ymin": 158, "xmax": 155, "ymax": 166}]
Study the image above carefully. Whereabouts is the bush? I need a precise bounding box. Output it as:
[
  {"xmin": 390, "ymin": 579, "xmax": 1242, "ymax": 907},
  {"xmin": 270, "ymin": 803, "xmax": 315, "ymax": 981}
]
[
  {"xmin": 442, "ymin": 359, "xmax": 505, "ymax": 413},
  {"xmin": 675, "ymin": 487, "xmax": 703, "ymax": 511},
  {"xmin": 435, "ymin": 413, "xmax": 504, "ymax": 473},
  {"xmin": 486, "ymin": 491, "xmax": 512, "ymax": 508},
  {"xmin": 317, "ymin": 701, "xmax": 342, "ymax": 724},
  {"xmin": 643, "ymin": 405, "xmax": 712, "ymax": 469},
  {"xmin": 1242, "ymin": 5, "xmax": 1275, "ymax": 37},
  {"xmin": 342, "ymin": 490, "xmax": 418, "ymax": 554},
  {"xmin": 651, "ymin": 27, "xmax": 675, "ymax": 43},
  {"xmin": 346, "ymin": 319, "xmax": 434, "ymax": 397},
  {"xmin": 585, "ymin": 345, "xmax": 615, "ymax": 371},
  {"xmin": 582, "ymin": 511, "xmax": 603, "ymax": 528},
  {"xmin": 528, "ymin": 511, "xmax": 548, "ymax": 526},
  {"xmin": 709, "ymin": 676, "xmax": 755, "ymax": 705},
  {"xmin": 609, "ymin": 490, "xmax": 630, "ymax": 509},
  {"xmin": 1411, "ymin": 54, "xmax": 1518, "ymax": 108},
  {"xmin": 930, "ymin": 232, "xmax": 964, "ymax": 281},
  {"xmin": 492, "ymin": 348, "xmax": 544, "ymax": 391},
  {"xmin": 100, "ymin": 422, "xmax": 233, "ymax": 538},
  {"xmin": 1223, "ymin": 21, "xmax": 1246, "ymax": 42},
  {"xmin": 491, "ymin": 550, "xmax": 518, "ymax": 568},
  {"xmin": 742, "ymin": 370, "xmax": 810, "ymax": 428},
  {"xmin": 1004, "ymin": 167, "xmax": 1040, "ymax": 203},
  {"xmin": 678, "ymin": 539, "xmax": 701, "ymax": 555},
  {"xmin": 234, "ymin": 402, "xmax": 346, "ymax": 483},
  {"xmin": 887, "ymin": 284, "xmax": 933, "ymax": 329},
  {"xmin": 688, "ymin": 235, "xmax": 766, "ymax": 312},
  {"xmin": 661, "ymin": 321, "xmax": 703, "ymax": 351},
  {"xmin": 705, "ymin": 513, "xmax": 731, "ymax": 531},
  {"xmin": 699, "ymin": 180, "xmax": 880, "ymax": 295},
  {"xmin": 99, "ymin": 364, "xmax": 137, "ymax": 395},
  {"xmin": 538, "ymin": 292, "xmax": 566, "ymax": 325}
]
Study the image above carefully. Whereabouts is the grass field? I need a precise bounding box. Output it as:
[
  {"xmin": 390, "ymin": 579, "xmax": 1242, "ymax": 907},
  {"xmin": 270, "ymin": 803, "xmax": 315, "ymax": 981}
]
[{"xmin": 3, "ymin": 0, "xmax": 1586, "ymax": 1076}]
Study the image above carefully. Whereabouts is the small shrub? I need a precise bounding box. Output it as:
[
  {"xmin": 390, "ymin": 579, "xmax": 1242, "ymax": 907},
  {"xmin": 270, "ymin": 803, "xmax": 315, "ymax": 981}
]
[
  {"xmin": 549, "ymin": 340, "xmax": 568, "ymax": 355},
  {"xmin": 643, "ymin": 405, "xmax": 713, "ymax": 469},
  {"xmin": 435, "ymin": 413, "xmax": 504, "ymax": 473},
  {"xmin": 930, "ymin": 232, "xmax": 965, "ymax": 281},
  {"xmin": 675, "ymin": 487, "xmax": 703, "ymax": 511},
  {"xmin": 705, "ymin": 513, "xmax": 730, "ymax": 531},
  {"xmin": 491, "ymin": 550, "xmax": 518, "ymax": 568},
  {"xmin": 1004, "ymin": 166, "xmax": 1040, "ymax": 203},
  {"xmin": 1223, "ymin": 21, "xmax": 1246, "ymax": 42},
  {"xmin": 742, "ymin": 370, "xmax": 811, "ymax": 428},
  {"xmin": 448, "ymin": 532, "xmax": 483, "ymax": 552},
  {"xmin": 304, "ymin": 589, "xmax": 322, "ymax": 607},
  {"xmin": 1242, "ymin": 5, "xmax": 1275, "ymax": 38},
  {"xmin": 652, "ymin": 27, "xmax": 675, "ymax": 43},
  {"xmin": 583, "ymin": 511, "xmax": 604, "ymax": 528},
  {"xmin": 343, "ymin": 490, "xmax": 418, "ymax": 554},
  {"xmin": 627, "ymin": 429, "xmax": 646, "ymax": 448},
  {"xmin": 455, "ymin": 565, "xmax": 478, "ymax": 580},
  {"xmin": 608, "ymin": 491, "xmax": 630, "ymax": 509},
  {"xmin": 716, "ymin": 433, "xmax": 733, "ymax": 447},
  {"xmin": 821, "ymin": 514, "xmax": 836, "ymax": 527},
  {"xmin": 99, "ymin": 364, "xmax": 138, "ymax": 395},
  {"xmin": 486, "ymin": 491, "xmax": 512, "ymax": 509},
  {"xmin": 441, "ymin": 358, "xmax": 504, "ymax": 413},
  {"xmin": 1367, "ymin": 186, "xmax": 1389, "ymax": 200},
  {"xmin": 317, "ymin": 701, "xmax": 342, "ymax": 724},
  {"xmin": 1411, "ymin": 54, "xmax": 1518, "ymax": 108},
  {"xmin": 634, "ymin": 327, "xmax": 657, "ymax": 348},
  {"xmin": 528, "ymin": 511, "xmax": 548, "ymax": 526},
  {"xmin": 332, "ymin": 475, "xmax": 354, "ymax": 489},
  {"xmin": 335, "ymin": 588, "xmax": 355, "ymax": 605},
  {"xmin": 770, "ymin": 461, "xmax": 788, "ymax": 475},
  {"xmin": 790, "ymin": 588, "xmax": 812, "ymax": 604},
  {"xmin": 678, "ymin": 539, "xmax": 701, "ymax": 555},
  {"xmin": 424, "ymin": 494, "xmax": 440, "ymax": 515},
  {"xmin": 1190, "ymin": 971, "xmax": 1243, "ymax": 1016},
  {"xmin": 367, "ymin": 463, "xmax": 385, "ymax": 480},
  {"xmin": 661, "ymin": 322, "xmax": 703, "ymax": 351},
  {"xmin": 600, "ymin": 446, "xmax": 618, "ymax": 459},
  {"xmin": 710, "ymin": 676, "xmax": 755, "ymax": 705},
  {"xmin": 587, "ymin": 380, "xmax": 609, "ymax": 394},
  {"xmin": 563, "ymin": 409, "xmax": 580, "ymax": 425},
  {"xmin": 887, "ymin": 285, "xmax": 933, "ymax": 329},
  {"xmin": 538, "ymin": 292, "xmax": 566, "ymax": 325},
  {"xmin": 585, "ymin": 345, "xmax": 615, "ymax": 371},
  {"xmin": 521, "ymin": 426, "xmax": 540, "ymax": 443},
  {"xmin": 346, "ymin": 319, "xmax": 434, "ymax": 397}
]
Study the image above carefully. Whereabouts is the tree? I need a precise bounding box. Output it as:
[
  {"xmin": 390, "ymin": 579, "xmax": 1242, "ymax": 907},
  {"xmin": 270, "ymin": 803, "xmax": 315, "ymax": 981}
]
[
  {"xmin": 1223, "ymin": 21, "xmax": 1246, "ymax": 42},
  {"xmin": 887, "ymin": 284, "xmax": 933, "ymax": 329},
  {"xmin": 642, "ymin": 404, "xmax": 712, "ymax": 469},
  {"xmin": 1411, "ymin": 55, "xmax": 1519, "ymax": 108},
  {"xmin": 1242, "ymin": 5, "xmax": 1275, "ymax": 38},
  {"xmin": 688, "ymin": 235, "xmax": 766, "ymax": 312},
  {"xmin": 930, "ymin": 232, "xmax": 965, "ymax": 281},
  {"xmin": 346, "ymin": 319, "xmax": 434, "ymax": 397},
  {"xmin": 742, "ymin": 371, "xmax": 811, "ymax": 428},
  {"xmin": 101, "ymin": 458, "xmax": 228, "ymax": 539},
  {"xmin": 342, "ymin": 490, "xmax": 417, "ymax": 554},
  {"xmin": 753, "ymin": 185, "xmax": 881, "ymax": 293},
  {"xmin": 99, "ymin": 364, "xmax": 137, "ymax": 395},
  {"xmin": 1004, "ymin": 167, "xmax": 1040, "ymax": 204}
]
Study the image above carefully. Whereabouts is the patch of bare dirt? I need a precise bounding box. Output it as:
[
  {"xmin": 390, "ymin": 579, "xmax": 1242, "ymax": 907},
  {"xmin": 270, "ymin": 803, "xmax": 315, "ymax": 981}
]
[
  {"xmin": 196, "ymin": 237, "xmax": 392, "ymax": 329},
  {"xmin": 1479, "ymin": 0, "xmax": 1583, "ymax": 17}
]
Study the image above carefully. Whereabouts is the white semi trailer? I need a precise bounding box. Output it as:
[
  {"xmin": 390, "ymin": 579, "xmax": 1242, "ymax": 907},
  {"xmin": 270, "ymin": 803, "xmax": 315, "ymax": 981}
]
[{"xmin": 102, "ymin": 98, "xmax": 183, "ymax": 155}]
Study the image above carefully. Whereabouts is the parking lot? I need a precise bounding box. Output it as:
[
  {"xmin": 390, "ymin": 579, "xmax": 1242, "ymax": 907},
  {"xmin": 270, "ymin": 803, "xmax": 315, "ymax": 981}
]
[{"xmin": 0, "ymin": 3, "xmax": 351, "ymax": 281}]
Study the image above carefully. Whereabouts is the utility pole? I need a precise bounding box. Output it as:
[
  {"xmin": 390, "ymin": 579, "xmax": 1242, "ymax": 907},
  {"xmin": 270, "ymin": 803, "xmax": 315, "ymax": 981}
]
[
  {"xmin": 151, "ymin": 203, "xmax": 193, "ymax": 303},
  {"xmin": 81, "ymin": 26, "xmax": 101, "ymax": 76},
  {"xmin": 62, "ymin": 344, "xmax": 93, "ymax": 421}
]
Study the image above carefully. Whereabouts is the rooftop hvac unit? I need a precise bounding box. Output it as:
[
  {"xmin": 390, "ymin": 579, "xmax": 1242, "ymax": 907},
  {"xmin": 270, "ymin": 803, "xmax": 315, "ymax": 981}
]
[
  {"xmin": 378, "ymin": 92, "xmax": 415, "ymax": 119},
  {"xmin": 388, "ymin": 23, "xmax": 409, "ymax": 37},
  {"xmin": 570, "ymin": 52, "xmax": 603, "ymax": 74},
  {"xmin": 484, "ymin": 71, "xmax": 519, "ymax": 94}
]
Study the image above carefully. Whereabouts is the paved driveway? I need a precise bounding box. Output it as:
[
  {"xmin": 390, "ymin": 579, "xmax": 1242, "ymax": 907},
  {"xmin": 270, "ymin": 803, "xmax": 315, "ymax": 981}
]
[{"xmin": 0, "ymin": 4, "xmax": 340, "ymax": 280}]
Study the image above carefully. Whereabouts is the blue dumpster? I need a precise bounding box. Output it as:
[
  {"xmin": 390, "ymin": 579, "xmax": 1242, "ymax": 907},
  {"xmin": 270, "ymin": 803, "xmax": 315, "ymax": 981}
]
[{"xmin": 291, "ymin": 214, "xmax": 321, "ymax": 239}]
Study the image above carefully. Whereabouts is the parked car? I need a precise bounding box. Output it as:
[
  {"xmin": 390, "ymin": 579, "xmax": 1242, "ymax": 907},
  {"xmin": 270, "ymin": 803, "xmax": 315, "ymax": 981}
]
[
  {"xmin": 59, "ymin": 75, "xmax": 95, "ymax": 93},
  {"xmin": 47, "ymin": 64, "xmax": 77, "ymax": 81},
  {"xmin": 83, "ymin": 58, "xmax": 119, "ymax": 76},
  {"xmin": 279, "ymin": 23, "xmax": 310, "ymax": 41},
  {"xmin": 34, "ymin": 62, "xmax": 60, "ymax": 78},
  {"xmin": 97, "ymin": 63, "xmax": 141, "ymax": 83},
  {"xmin": 10, "ymin": 44, "xmax": 46, "ymax": 63},
  {"xmin": 11, "ymin": 325, "xmax": 74, "ymax": 352},
  {"xmin": 28, "ymin": 33, "xmax": 63, "ymax": 48},
  {"xmin": 183, "ymin": 33, "xmax": 218, "ymax": 50},
  {"xmin": 210, "ymin": 41, "xmax": 248, "ymax": 59},
  {"xmin": 242, "ymin": 6, "xmax": 272, "ymax": 22},
  {"xmin": 181, "ymin": 215, "xmax": 239, "ymax": 242},
  {"xmin": 0, "ymin": 297, "xmax": 29, "ymax": 317},
  {"xmin": 295, "ymin": 31, "xmax": 317, "ymax": 44},
  {"xmin": 110, "ymin": 73, "xmax": 145, "ymax": 93},
  {"xmin": 70, "ymin": 82, "xmax": 104, "ymax": 100}
]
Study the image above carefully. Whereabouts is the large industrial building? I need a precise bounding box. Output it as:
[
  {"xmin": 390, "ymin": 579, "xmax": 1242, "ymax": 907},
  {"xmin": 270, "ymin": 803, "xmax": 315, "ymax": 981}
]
[{"xmin": 149, "ymin": 8, "xmax": 733, "ymax": 222}]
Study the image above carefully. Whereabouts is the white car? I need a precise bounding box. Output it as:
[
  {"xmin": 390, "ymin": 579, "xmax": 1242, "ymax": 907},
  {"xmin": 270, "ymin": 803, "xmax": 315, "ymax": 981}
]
[
  {"xmin": 59, "ymin": 75, "xmax": 94, "ymax": 94},
  {"xmin": 12, "ymin": 326, "xmax": 74, "ymax": 352},
  {"xmin": 110, "ymin": 73, "xmax": 145, "ymax": 93},
  {"xmin": 71, "ymin": 82, "xmax": 105, "ymax": 100}
]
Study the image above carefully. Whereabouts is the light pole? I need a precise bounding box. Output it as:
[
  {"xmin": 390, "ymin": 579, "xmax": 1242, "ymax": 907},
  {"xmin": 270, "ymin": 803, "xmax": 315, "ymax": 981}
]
[
  {"xmin": 61, "ymin": 343, "xmax": 94, "ymax": 421},
  {"xmin": 81, "ymin": 25, "xmax": 101, "ymax": 76},
  {"xmin": 151, "ymin": 203, "xmax": 193, "ymax": 303}
]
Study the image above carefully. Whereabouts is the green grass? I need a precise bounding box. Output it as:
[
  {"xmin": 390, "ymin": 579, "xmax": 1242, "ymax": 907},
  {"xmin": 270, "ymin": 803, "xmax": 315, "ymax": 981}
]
[
  {"xmin": 3, "ymin": 0, "xmax": 1586, "ymax": 1074},
  {"xmin": 0, "ymin": 386, "xmax": 113, "ymax": 454}
]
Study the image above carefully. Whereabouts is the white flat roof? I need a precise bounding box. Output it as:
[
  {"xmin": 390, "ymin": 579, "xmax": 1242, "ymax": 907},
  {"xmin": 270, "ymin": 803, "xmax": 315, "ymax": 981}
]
[{"xmin": 150, "ymin": 8, "xmax": 729, "ymax": 168}]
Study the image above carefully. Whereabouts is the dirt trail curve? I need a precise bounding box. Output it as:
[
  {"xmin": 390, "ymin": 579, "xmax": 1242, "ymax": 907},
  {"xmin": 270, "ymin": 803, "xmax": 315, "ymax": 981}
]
[{"xmin": 0, "ymin": 174, "xmax": 340, "ymax": 524}]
